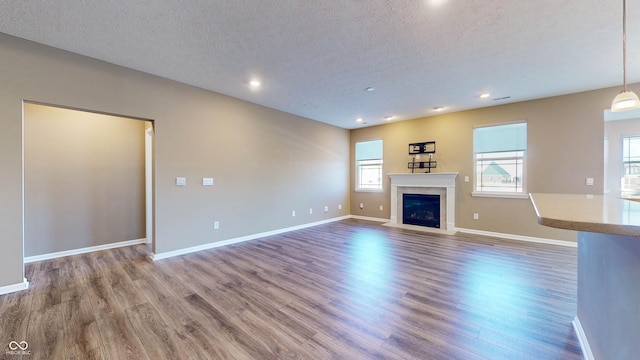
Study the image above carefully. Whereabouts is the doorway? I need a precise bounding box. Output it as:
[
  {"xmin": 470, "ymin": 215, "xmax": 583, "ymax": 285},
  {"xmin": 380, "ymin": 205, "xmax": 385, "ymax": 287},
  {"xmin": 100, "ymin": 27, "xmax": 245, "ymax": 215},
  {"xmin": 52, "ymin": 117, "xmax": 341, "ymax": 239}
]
[
  {"xmin": 604, "ymin": 108, "xmax": 640, "ymax": 196},
  {"xmin": 145, "ymin": 125, "xmax": 154, "ymax": 246},
  {"xmin": 23, "ymin": 102, "xmax": 154, "ymax": 260}
]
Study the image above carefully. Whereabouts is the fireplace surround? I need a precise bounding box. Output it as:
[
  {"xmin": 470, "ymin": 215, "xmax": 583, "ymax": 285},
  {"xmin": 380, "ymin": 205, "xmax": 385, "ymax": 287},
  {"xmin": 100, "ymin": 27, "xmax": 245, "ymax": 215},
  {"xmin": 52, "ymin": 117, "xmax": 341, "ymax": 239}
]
[{"xmin": 388, "ymin": 173, "xmax": 458, "ymax": 233}]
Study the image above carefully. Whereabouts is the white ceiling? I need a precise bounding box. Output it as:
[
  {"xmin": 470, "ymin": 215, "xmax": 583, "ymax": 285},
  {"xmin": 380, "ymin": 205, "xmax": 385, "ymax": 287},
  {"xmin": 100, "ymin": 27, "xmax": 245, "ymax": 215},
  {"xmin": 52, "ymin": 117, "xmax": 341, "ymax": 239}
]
[{"xmin": 1, "ymin": 0, "xmax": 638, "ymax": 129}]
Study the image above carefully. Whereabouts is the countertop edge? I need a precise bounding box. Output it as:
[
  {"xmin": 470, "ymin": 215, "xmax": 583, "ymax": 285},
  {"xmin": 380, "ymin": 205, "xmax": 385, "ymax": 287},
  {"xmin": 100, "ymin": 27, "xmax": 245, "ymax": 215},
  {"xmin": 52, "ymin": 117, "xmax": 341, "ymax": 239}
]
[
  {"xmin": 536, "ymin": 216, "xmax": 640, "ymax": 237},
  {"xmin": 530, "ymin": 193, "xmax": 640, "ymax": 237}
]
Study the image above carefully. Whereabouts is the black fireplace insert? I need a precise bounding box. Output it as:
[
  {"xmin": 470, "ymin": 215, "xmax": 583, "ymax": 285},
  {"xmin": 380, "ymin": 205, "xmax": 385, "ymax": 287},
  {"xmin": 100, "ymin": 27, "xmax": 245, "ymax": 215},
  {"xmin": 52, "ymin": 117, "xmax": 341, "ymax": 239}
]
[{"xmin": 402, "ymin": 193, "xmax": 440, "ymax": 228}]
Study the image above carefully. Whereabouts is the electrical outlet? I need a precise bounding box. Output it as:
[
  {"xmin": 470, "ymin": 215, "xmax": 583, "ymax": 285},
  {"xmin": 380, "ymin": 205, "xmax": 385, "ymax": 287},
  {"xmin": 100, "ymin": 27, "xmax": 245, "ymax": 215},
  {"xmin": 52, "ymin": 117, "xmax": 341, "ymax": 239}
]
[
  {"xmin": 202, "ymin": 178, "xmax": 214, "ymax": 186},
  {"xmin": 338, "ymin": 204, "xmax": 342, "ymax": 210},
  {"xmin": 324, "ymin": 206, "xmax": 329, "ymax": 212},
  {"xmin": 586, "ymin": 178, "xmax": 594, "ymax": 186},
  {"xmin": 379, "ymin": 205, "xmax": 383, "ymax": 211},
  {"xmin": 292, "ymin": 210, "xmax": 296, "ymax": 217},
  {"xmin": 359, "ymin": 203, "xmax": 364, "ymax": 209},
  {"xmin": 214, "ymin": 221, "xmax": 220, "ymax": 230},
  {"xmin": 473, "ymin": 213, "xmax": 479, "ymax": 220},
  {"xmin": 464, "ymin": 176, "xmax": 470, "ymax": 183},
  {"xmin": 309, "ymin": 208, "xmax": 313, "ymax": 214}
]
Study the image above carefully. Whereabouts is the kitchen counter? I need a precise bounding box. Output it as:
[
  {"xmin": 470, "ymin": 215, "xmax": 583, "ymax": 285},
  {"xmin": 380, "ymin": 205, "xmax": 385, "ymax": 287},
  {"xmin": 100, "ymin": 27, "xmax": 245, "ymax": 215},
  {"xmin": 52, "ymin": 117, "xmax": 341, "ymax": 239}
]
[
  {"xmin": 529, "ymin": 193, "xmax": 640, "ymax": 236},
  {"xmin": 529, "ymin": 193, "xmax": 640, "ymax": 360}
]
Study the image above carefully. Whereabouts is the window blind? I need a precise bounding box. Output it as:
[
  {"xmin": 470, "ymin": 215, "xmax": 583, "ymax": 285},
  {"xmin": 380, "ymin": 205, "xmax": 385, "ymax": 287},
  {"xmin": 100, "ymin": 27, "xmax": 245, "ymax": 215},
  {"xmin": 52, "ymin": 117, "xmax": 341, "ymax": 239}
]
[
  {"xmin": 474, "ymin": 122, "xmax": 526, "ymax": 153},
  {"xmin": 355, "ymin": 139, "xmax": 383, "ymax": 160}
]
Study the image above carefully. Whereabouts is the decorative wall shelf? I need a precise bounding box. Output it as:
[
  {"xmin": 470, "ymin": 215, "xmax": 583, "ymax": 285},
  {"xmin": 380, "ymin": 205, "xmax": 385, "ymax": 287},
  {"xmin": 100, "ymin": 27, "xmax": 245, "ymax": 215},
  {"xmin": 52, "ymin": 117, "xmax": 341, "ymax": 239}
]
[
  {"xmin": 408, "ymin": 141, "xmax": 437, "ymax": 173},
  {"xmin": 408, "ymin": 141, "xmax": 436, "ymax": 154}
]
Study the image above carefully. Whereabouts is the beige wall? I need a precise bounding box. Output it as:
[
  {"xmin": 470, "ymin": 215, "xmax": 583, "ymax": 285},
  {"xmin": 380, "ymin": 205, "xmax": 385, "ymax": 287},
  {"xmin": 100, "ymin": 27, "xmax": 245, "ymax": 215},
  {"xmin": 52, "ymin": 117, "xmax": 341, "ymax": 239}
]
[
  {"xmin": 350, "ymin": 87, "xmax": 638, "ymax": 242},
  {"xmin": 0, "ymin": 33, "xmax": 350, "ymax": 289},
  {"xmin": 24, "ymin": 103, "xmax": 147, "ymax": 256}
]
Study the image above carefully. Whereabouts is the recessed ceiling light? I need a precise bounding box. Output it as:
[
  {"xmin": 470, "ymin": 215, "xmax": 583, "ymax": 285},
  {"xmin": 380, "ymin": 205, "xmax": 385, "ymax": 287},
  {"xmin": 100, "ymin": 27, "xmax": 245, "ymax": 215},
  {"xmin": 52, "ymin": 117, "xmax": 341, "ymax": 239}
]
[
  {"xmin": 480, "ymin": 93, "xmax": 491, "ymax": 99},
  {"xmin": 356, "ymin": 118, "xmax": 363, "ymax": 123},
  {"xmin": 427, "ymin": 0, "xmax": 448, "ymax": 7},
  {"xmin": 433, "ymin": 106, "xmax": 444, "ymax": 112},
  {"xmin": 249, "ymin": 80, "xmax": 261, "ymax": 88},
  {"xmin": 365, "ymin": 87, "xmax": 375, "ymax": 92},
  {"xmin": 384, "ymin": 116, "xmax": 394, "ymax": 121}
]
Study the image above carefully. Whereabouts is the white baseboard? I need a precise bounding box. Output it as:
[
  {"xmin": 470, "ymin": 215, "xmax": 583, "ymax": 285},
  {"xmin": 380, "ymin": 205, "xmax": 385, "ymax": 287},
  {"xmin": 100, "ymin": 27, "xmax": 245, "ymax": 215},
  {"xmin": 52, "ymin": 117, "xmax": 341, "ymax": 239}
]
[
  {"xmin": 457, "ymin": 228, "xmax": 577, "ymax": 247},
  {"xmin": 350, "ymin": 218, "xmax": 575, "ymax": 247},
  {"xmin": 0, "ymin": 278, "xmax": 29, "ymax": 296},
  {"xmin": 349, "ymin": 215, "xmax": 389, "ymax": 223},
  {"xmin": 152, "ymin": 217, "xmax": 575, "ymax": 261},
  {"xmin": 152, "ymin": 216, "xmax": 350, "ymax": 261},
  {"xmin": 573, "ymin": 316, "xmax": 595, "ymax": 360},
  {"xmin": 24, "ymin": 238, "xmax": 147, "ymax": 263}
]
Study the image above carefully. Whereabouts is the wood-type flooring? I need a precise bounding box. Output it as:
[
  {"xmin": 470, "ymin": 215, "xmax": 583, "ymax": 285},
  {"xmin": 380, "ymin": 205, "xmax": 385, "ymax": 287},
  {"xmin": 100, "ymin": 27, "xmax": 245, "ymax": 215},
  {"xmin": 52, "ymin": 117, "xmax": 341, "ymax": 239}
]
[{"xmin": 0, "ymin": 219, "xmax": 582, "ymax": 359}]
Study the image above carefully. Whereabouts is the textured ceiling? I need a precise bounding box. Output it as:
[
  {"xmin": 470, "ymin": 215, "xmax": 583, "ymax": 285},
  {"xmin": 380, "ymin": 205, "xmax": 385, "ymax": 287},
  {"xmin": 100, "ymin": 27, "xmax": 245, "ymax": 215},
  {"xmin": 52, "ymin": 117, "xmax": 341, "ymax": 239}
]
[{"xmin": 0, "ymin": 0, "xmax": 638, "ymax": 129}]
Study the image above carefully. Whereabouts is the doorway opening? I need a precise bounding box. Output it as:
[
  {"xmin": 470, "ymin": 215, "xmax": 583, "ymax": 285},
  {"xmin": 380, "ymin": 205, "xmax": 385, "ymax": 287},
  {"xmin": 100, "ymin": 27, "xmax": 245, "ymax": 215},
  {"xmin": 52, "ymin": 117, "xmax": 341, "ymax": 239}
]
[
  {"xmin": 604, "ymin": 108, "xmax": 640, "ymax": 196},
  {"xmin": 23, "ymin": 101, "xmax": 154, "ymax": 261}
]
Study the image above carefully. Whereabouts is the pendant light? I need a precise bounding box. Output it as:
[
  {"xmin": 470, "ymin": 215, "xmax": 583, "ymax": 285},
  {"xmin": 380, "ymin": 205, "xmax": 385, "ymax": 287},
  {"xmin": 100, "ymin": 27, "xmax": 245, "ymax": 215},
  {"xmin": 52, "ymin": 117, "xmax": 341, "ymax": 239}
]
[{"xmin": 611, "ymin": 0, "xmax": 640, "ymax": 112}]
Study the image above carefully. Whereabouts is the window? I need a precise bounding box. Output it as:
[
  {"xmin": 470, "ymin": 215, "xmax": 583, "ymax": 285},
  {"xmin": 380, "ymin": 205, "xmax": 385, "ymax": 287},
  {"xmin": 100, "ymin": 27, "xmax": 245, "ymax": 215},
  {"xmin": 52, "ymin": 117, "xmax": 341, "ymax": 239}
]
[
  {"xmin": 355, "ymin": 139, "xmax": 383, "ymax": 191},
  {"xmin": 473, "ymin": 122, "xmax": 527, "ymax": 196},
  {"xmin": 622, "ymin": 135, "xmax": 640, "ymax": 192}
]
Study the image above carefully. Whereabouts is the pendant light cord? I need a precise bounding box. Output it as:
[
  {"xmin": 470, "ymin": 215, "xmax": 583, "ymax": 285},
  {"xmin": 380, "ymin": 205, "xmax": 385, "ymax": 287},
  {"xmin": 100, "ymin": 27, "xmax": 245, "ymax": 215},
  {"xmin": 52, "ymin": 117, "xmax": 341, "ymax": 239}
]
[{"xmin": 623, "ymin": 0, "xmax": 628, "ymax": 91}]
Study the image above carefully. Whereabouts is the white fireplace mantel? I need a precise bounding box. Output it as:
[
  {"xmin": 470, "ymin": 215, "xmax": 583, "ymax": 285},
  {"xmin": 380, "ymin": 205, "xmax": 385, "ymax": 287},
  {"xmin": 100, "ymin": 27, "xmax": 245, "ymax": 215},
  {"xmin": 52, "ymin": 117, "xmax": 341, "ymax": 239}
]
[{"xmin": 388, "ymin": 173, "xmax": 458, "ymax": 232}]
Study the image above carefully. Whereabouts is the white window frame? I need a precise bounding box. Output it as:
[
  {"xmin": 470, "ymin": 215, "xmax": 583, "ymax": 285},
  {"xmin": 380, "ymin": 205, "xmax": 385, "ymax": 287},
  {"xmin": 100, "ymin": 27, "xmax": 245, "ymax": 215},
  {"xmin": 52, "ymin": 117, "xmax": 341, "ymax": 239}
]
[
  {"xmin": 472, "ymin": 121, "xmax": 528, "ymax": 199},
  {"xmin": 355, "ymin": 139, "xmax": 383, "ymax": 192},
  {"xmin": 621, "ymin": 135, "xmax": 640, "ymax": 193}
]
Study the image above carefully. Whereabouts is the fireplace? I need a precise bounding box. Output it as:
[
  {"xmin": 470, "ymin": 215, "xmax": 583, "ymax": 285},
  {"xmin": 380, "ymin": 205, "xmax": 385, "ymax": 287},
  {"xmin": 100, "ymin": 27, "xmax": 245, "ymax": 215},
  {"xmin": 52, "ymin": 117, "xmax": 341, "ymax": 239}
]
[
  {"xmin": 402, "ymin": 194, "xmax": 440, "ymax": 228},
  {"xmin": 387, "ymin": 173, "xmax": 458, "ymax": 233}
]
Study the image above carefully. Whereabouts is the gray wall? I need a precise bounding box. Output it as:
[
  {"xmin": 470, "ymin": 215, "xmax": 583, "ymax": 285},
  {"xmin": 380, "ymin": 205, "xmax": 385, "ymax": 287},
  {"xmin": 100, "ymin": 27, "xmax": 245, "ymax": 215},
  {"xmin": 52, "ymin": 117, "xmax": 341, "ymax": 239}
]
[
  {"xmin": 0, "ymin": 33, "xmax": 350, "ymax": 289},
  {"xmin": 578, "ymin": 231, "xmax": 640, "ymax": 360},
  {"xmin": 24, "ymin": 103, "xmax": 146, "ymax": 256}
]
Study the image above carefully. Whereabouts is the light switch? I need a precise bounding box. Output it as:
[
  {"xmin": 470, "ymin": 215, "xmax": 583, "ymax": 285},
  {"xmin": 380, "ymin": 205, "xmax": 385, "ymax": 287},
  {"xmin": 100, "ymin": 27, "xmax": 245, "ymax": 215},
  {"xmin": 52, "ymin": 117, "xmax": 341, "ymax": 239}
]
[
  {"xmin": 203, "ymin": 178, "xmax": 214, "ymax": 186},
  {"xmin": 176, "ymin": 177, "xmax": 186, "ymax": 186}
]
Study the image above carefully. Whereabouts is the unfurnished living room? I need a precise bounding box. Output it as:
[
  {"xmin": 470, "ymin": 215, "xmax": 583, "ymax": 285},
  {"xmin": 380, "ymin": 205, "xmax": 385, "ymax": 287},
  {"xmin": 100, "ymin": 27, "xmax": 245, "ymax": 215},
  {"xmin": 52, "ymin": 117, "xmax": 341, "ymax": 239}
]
[{"xmin": 1, "ymin": 1, "xmax": 639, "ymax": 359}]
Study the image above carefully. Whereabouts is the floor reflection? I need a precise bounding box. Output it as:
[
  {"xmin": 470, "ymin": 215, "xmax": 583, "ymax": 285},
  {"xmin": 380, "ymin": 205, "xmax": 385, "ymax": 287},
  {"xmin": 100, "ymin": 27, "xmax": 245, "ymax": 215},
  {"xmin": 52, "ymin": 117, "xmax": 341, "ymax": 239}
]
[
  {"xmin": 462, "ymin": 254, "xmax": 527, "ymax": 315},
  {"xmin": 457, "ymin": 251, "xmax": 572, "ymax": 355},
  {"xmin": 340, "ymin": 230, "xmax": 395, "ymax": 310}
]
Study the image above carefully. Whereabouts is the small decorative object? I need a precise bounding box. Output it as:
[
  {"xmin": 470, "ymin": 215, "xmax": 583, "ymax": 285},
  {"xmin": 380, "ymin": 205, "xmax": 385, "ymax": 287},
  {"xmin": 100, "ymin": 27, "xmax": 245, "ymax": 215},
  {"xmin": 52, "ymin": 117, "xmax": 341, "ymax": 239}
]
[{"xmin": 408, "ymin": 141, "xmax": 437, "ymax": 173}]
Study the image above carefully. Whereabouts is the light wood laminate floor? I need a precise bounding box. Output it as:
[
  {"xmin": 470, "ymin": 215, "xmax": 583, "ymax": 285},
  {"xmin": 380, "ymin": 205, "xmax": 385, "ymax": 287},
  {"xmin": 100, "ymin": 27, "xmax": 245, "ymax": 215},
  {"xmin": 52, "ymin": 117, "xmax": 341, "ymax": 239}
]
[{"xmin": 0, "ymin": 219, "xmax": 582, "ymax": 359}]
